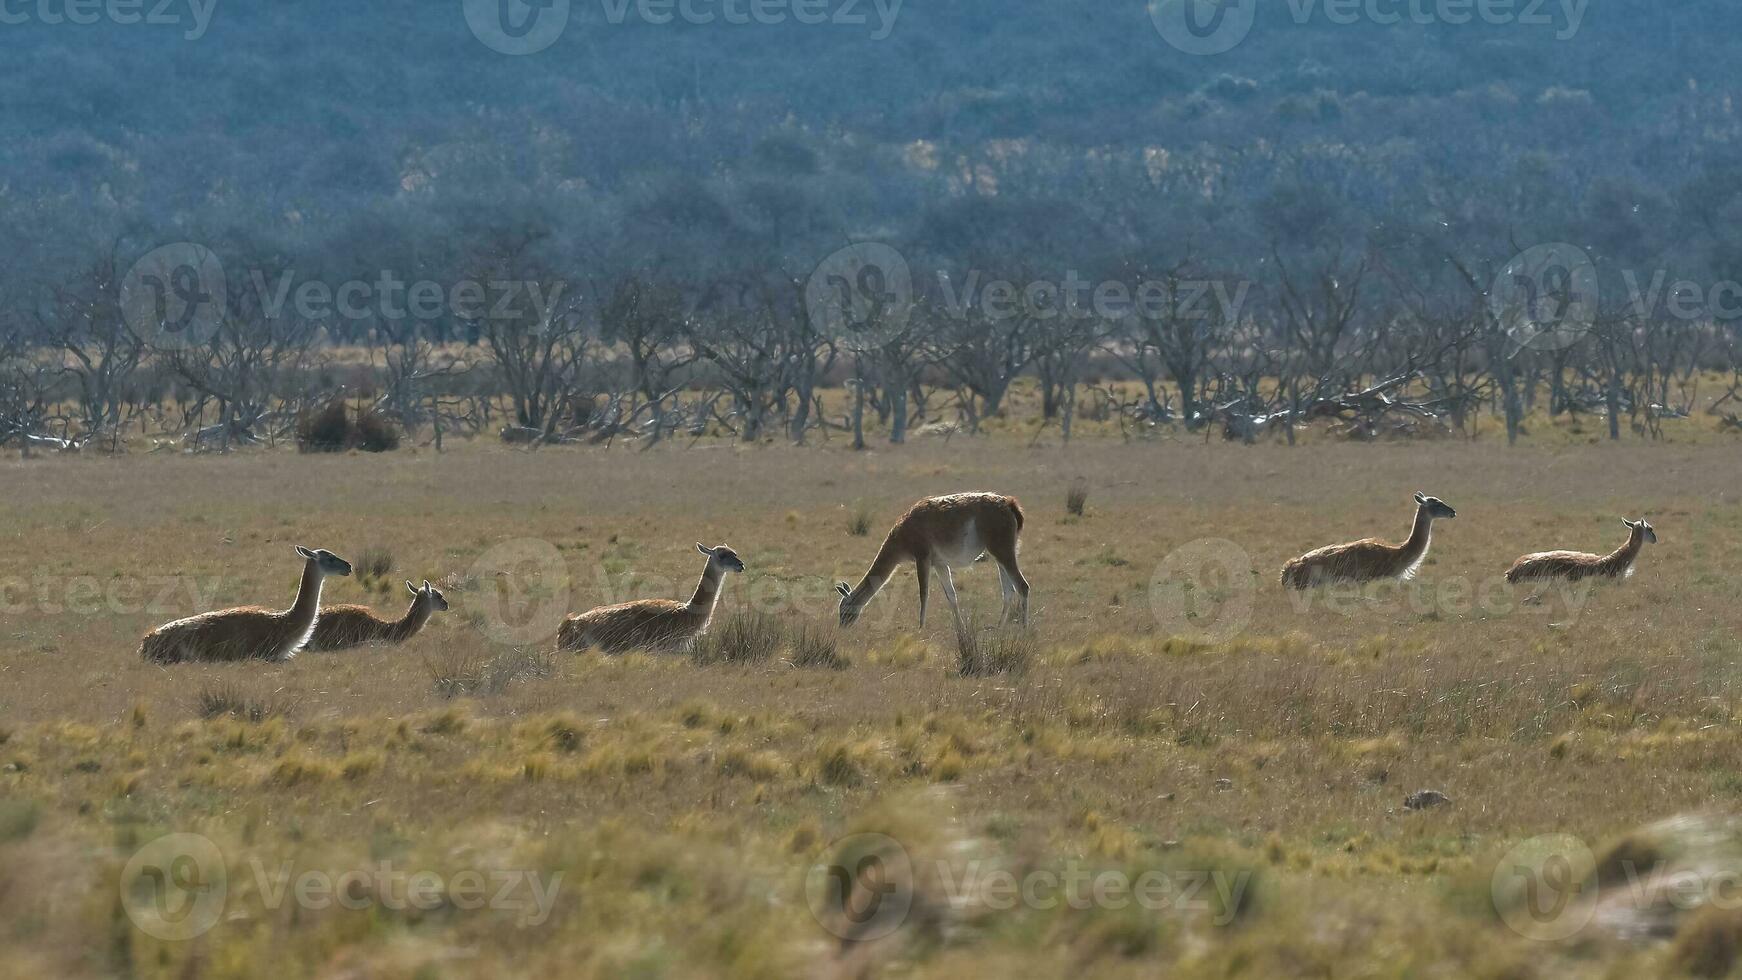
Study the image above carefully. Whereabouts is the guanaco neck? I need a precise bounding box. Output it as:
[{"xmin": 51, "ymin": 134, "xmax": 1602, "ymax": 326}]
[
  {"xmin": 848, "ymin": 537, "xmax": 910, "ymax": 608},
  {"xmin": 1601, "ymin": 526, "xmax": 1647, "ymax": 574},
  {"xmin": 686, "ymin": 558, "xmax": 729, "ymax": 616},
  {"xmin": 388, "ymin": 595, "xmax": 435, "ymax": 643},
  {"xmin": 286, "ymin": 559, "xmax": 327, "ymax": 633},
  {"xmin": 1400, "ymin": 505, "xmax": 1435, "ymax": 559}
]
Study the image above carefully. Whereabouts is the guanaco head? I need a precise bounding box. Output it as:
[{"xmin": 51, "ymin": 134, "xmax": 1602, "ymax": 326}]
[
  {"xmin": 697, "ymin": 543, "xmax": 746, "ymax": 574},
  {"xmin": 407, "ymin": 579, "xmax": 449, "ymax": 611},
  {"xmin": 1623, "ymin": 519, "xmax": 1658, "ymax": 544},
  {"xmin": 836, "ymin": 582, "xmax": 861, "ymax": 627},
  {"xmin": 296, "ymin": 546, "xmax": 353, "ymax": 577},
  {"xmin": 1413, "ymin": 491, "xmax": 1456, "ymax": 520}
]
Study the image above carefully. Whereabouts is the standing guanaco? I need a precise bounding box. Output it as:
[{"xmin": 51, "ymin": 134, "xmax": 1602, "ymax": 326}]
[{"xmin": 837, "ymin": 493, "xmax": 1030, "ymax": 629}]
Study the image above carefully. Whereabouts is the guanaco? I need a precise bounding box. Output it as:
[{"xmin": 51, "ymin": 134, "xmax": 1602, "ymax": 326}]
[
  {"xmin": 1506, "ymin": 519, "xmax": 1657, "ymax": 584},
  {"xmin": 1282, "ymin": 492, "xmax": 1456, "ymax": 589},
  {"xmin": 139, "ymin": 546, "xmax": 353, "ymax": 664},
  {"xmin": 837, "ymin": 492, "xmax": 1029, "ymax": 628},
  {"xmin": 557, "ymin": 543, "xmax": 745, "ymax": 653},
  {"xmin": 305, "ymin": 580, "xmax": 449, "ymax": 652}
]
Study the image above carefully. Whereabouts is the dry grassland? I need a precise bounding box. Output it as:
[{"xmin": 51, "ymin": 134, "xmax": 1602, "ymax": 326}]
[{"xmin": 2, "ymin": 423, "xmax": 1741, "ymax": 977}]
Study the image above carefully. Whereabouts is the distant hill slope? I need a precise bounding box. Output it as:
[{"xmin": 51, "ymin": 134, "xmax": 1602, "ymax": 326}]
[{"xmin": 2, "ymin": 0, "xmax": 1738, "ymax": 283}]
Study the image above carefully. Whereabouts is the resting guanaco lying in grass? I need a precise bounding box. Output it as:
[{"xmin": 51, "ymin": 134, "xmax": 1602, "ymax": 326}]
[
  {"xmin": 140, "ymin": 546, "xmax": 352, "ymax": 664},
  {"xmin": 837, "ymin": 492, "xmax": 1030, "ymax": 629},
  {"xmin": 1506, "ymin": 519, "xmax": 1657, "ymax": 584},
  {"xmin": 557, "ymin": 544, "xmax": 744, "ymax": 653},
  {"xmin": 305, "ymin": 579, "xmax": 448, "ymax": 652},
  {"xmin": 1282, "ymin": 492, "xmax": 1456, "ymax": 589}
]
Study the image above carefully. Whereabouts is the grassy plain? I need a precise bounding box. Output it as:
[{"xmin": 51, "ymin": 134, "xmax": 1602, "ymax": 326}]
[{"xmin": 3, "ymin": 414, "xmax": 1742, "ymax": 977}]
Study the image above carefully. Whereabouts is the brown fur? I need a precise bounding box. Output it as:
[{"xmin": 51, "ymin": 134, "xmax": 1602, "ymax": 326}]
[
  {"xmin": 557, "ymin": 544, "xmax": 743, "ymax": 654},
  {"xmin": 1506, "ymin": 520, "xmax": 1655, "ymax": 584},
  {"xmin": 140, "ymin": 548, "xmax": 353, "ymax": 664},
  {"xmin": 1282, "ymin": 493, "xmax": 1456, "ymax": 589},
  {"xmin": 837, "ymin": 492, "xmax": 1030, "ymax": 628},
  {"xmin": 305, "ymin": 581, "xmax": 447, "ymax": 652}
]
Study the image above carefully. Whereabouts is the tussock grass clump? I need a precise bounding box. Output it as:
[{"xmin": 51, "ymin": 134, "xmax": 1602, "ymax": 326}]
[
  {"xmin": 691, "ymin": 612, "xmax": 784, "ymax": 666},
  {"xmin": 815, "ymin": 742, "xmax": 865, "ymax": 787},
  {"xmin": 357, "ymin": 545, "xmax": 394, "ymax": 580},
  {"xmin": 419, "ymin": 705, "xmax": 470, "ymax": 736},
  {"xmin": 1067, "ymin": 479, "xmax": 1090, "ymax": 517},
  {"xmin": 340, "ymin": 751, "xmax": 382, "ymax": 780},
  {"xmin": 426, "ymin": 647, "xmax": 552, "ymax": 697},
  {"xmin": 536, "ymin": 713, "xmax": 586, "ymax": 752},
  {"xmin": 265, "ymin": 752, "xmax": 340, "ymax": 786},
  {"xmin": 954, "ymin": 623, "xmax": 1035, "ymax": 677},
  {"xmin": 426, "ymin": 650, "xmax": 482, "ymax": 698},
  {"xmin": 847, "ymin": 501, "xmax": 875, "ymax": 537},
  {"xmin": 194, "ymin": 682, "xmax": 289, "ymax": 723},
  {"xmin": 718, "ymin": 747, "xmax": 783, "ymax": 781},
  {"xmin": 787, "ymin": 622, "xmax": 848, "ymax": 670}
]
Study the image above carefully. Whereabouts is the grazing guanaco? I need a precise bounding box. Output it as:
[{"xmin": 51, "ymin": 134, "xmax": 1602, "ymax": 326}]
[
  {"xmin": 139, "ymin": 546, "xmax": 353, "ymax": 664},
  {"xmin": 304, "ymin": 580, "xmax": 449, "ymax": 652},
  {"xmin": 1281, "ymin": 492, "xmax": 1457, "ymax": 589},
  {"xmin": 1506, "ymin": 519, "xmax": 1657, "ymax": 584},
  {"xmin": 836, "ymin": 492, "xmax": 1030, "ymax": 629},
  {"xmin": 557, "ymin": 543, "xmax": 745, "ymax": 653}
]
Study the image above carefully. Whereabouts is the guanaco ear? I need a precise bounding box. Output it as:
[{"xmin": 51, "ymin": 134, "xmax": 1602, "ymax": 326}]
[
  {"xmin": 1413, "ymin": 492, "xmax": 1426, "ymax": 504},
  {"xmin": 424, "ymin": 580, "xmax": 433, "ymax": 591},
  {"xmin": 836, "ymin": 583, "xmax": 851, "ymax": 598},
  {"xmin": 406, "ymin": 580, "xmax": 418, "ymax": 594},
  {"xmin": 1623, "ymin": 519, "xmax": 1637, "ymax": 528},
  {"xmin": 696, "ymin": 542, "xmax": 711, "ymax": 556},
  {"xmin": 296, "ymin": 546, "xmax": 314, "ymax": 559}
]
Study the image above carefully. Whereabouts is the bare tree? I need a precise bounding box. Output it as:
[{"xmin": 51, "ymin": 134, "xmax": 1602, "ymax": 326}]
[
  {"xmin": 469, "ymin": 231, "xmax": 590, "ymax": 437},
  {"xmin": 36, "ymin": 249, "xmax": 148, "ymax": 446},
  {"xmin": 927, "ymin": 298, "xmax": 1037, "ymax": 432},
  {"xmin": 1109, "ymin": 258, "xmax": 1238, "ymax": 427}
]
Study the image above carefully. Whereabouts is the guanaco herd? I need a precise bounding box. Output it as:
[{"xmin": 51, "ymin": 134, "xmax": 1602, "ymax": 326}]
[{"xmin": 138, "ymin": 491, "xmax": 1656, "ymax": 665}]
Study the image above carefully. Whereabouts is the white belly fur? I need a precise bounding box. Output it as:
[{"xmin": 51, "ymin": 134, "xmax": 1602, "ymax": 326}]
[{"xmin": 935, "ymin": 521, "xmax": 984, "ymax": 567}]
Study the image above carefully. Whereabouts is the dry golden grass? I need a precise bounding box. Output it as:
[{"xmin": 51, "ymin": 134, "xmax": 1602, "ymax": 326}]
[{"xmin": 2, "ymin": 423, "xmax": 1741, "ymax": 977}]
